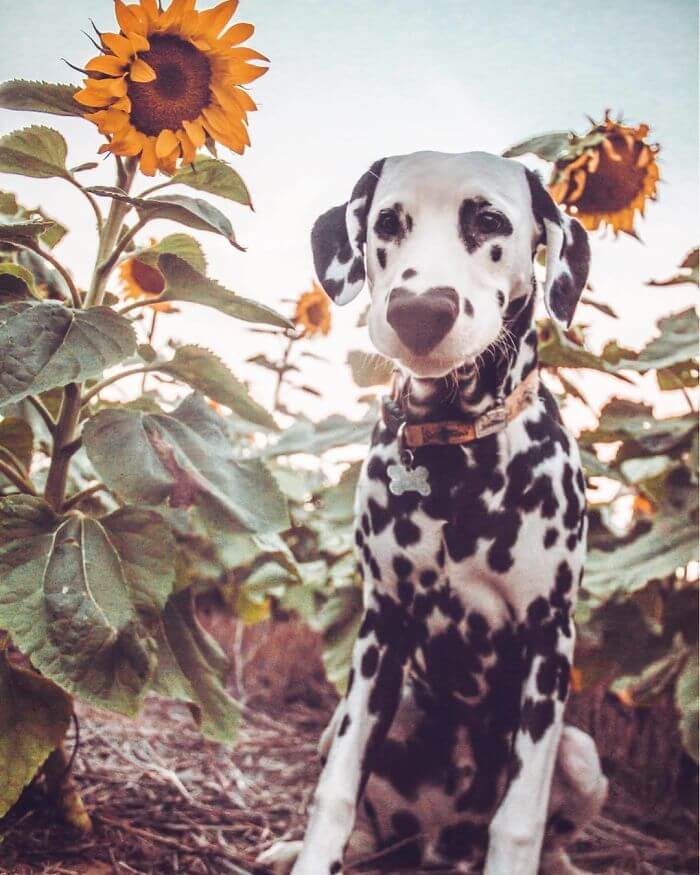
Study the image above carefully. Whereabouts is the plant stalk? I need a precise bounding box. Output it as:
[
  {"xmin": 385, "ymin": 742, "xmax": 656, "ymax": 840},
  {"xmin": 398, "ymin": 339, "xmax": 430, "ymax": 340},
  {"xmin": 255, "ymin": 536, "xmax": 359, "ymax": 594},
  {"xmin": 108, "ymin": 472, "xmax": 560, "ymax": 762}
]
[
  {"xmin": 43, "ymin": 740, "xmax": 92, "ymax": 834},
  {"xmin": 44, "ymin": 383, "xmax": 82, "ymax": 512}
]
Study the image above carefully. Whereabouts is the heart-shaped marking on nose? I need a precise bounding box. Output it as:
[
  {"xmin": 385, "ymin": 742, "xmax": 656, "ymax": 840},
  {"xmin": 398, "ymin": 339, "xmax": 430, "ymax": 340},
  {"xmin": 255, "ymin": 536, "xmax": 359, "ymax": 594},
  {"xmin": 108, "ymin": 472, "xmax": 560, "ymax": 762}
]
[{"xmin": 386, "ymin": 286, "xmax": 460, "ymax": 355}]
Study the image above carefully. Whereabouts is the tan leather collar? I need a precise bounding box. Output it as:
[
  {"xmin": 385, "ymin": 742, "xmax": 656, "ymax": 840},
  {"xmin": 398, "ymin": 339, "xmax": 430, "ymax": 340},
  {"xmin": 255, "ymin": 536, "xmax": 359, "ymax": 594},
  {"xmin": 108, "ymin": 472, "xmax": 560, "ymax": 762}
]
[{"xmin": 398, "ymin": 368, "xmax": 540, "ymax": 449}]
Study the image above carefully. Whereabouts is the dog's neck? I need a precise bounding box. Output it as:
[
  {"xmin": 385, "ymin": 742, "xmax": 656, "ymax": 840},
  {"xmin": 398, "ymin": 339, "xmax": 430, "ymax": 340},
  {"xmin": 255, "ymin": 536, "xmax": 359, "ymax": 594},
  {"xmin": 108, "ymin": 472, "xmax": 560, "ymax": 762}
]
[{"xmin": 394, "ymin": 291, "xmax": 538, "ymax": 424}]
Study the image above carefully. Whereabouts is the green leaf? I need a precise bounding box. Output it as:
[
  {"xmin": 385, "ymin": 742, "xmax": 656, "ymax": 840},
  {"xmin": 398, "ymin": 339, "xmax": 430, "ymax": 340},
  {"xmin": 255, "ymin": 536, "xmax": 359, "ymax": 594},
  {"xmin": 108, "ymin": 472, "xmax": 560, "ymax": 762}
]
[
  {"xmin": 0, "ymin": 651, "xmax": 73, "ymax": 817},
  {"xmin": 0, "ymin": 126, "xmax": 69, "ymax": 180},
  {"xmin": 264, "ymin": 410, "xmax": 376, "ymax": 458},
  {"xmin": 0, "ymin": 217, "xmax": 56, "ymax": 243},
  {"xmin": 676, "ymin": 649, "xmax": 699, "ymax": 762},
  {"xmin": 580, "ymin": 400, "xmax": 696, "ymax": 455},
  {"xmin": 502, "ymin": 131, "xmax": 572, "ymax": 161},
  {"xmin": 0, "ymin": 497, "xmax": 175, "ymax": 715},
  {"xmin": 0, "ymin": 417, "xmax": 33, "ymax": 469},
  {"xmin": 83, "ymin": 393, "xmax": 289, "ymax": 534},
  {"xmin": 141, "ymin": 233, "xmax": 206, "ymax": 274},
  {"xmin": 0, "ymin": 80, "xmax": 82, "ymax": 117},
  {"xmin": 0, "ymin": 302, "xmax": 136, "ymax": 408},
  {"xmin": 0, "ymin": 263, "xmax": 39, "ymax": 302},
  {"xmin": 312, "ymin": 585, "xmax": 363, "ymax": 694},
  {"xmin": 609, "ymin": 309, "xmax": 699, "ymax": 374},
  {"xmin": 157, "ymin": 253, "xmax": 293, "ymax": 329},
  {"xmin": 347, "ymin": 350, "xmax": 394, "ymax": 387},
  {"xmin": 150, "ymin": 589, "xmax": 240, "ymax": 744},
  {"xmin": 169, "ymin": 156, "xmax": 252, "ymax": 207},
  {"xmin": 161, "ymin": 345, "xmax": 278, "ymax": 431},
  {"xmin": 88, "ymin": 187, "xmax": 242, "ymax": 249},
  {"xmin": 584, "ymin": 472, "xmax": 698, "ymax": 602}
]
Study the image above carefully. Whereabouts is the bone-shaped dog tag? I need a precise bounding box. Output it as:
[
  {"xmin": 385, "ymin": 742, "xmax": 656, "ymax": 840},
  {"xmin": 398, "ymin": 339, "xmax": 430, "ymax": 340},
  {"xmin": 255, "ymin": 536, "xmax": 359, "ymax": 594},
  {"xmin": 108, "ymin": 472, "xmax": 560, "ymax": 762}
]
[{"xmin": 388, "ymin": 462, "xmax": 431, "ymax": 497}]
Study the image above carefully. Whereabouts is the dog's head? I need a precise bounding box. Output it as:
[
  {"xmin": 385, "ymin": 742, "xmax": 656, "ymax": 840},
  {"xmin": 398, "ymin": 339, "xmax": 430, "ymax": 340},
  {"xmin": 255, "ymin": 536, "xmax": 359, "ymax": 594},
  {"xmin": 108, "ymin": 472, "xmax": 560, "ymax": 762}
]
[{"xmin": 311, "ymin": 151, "xmax": 590, "ymax": 378}]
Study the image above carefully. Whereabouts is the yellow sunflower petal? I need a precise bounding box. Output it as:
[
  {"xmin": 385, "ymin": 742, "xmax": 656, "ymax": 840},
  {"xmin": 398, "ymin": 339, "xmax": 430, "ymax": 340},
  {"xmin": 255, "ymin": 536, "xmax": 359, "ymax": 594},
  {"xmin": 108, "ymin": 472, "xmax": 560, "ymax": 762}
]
[
  {"xmin": 155, "ymin": 128, "xmax": 179, "ymax": 157},
  {"xmin": 225, "ymin": 62, "xmax": 268, "ymax": 84},
  {"xmin": 219, "ymin": 22, "xmax": 254, "ymax": 46},
  {"xmin": 127, "ymin": 31, "xmax": 150, "ymax": 53},
  {"xmin": 86, "ymin": 55, "xmax": 127, "ymax": 75},
  {"xmin": 182, "ymin": 118, "xmax": 206, "ymax": 147},
  {"xmin": 139, "ymin": 137, "xmax": 158, "ymax": 176},
  {"xmin": 112, "ymin": 95, "xmax": 132, "ymax": 112},
  {"xmin": 75, "ymin": 88, "xmax": 113, "ymax": 108},
  {"xmin": 130, "ymin": 58, "xmax": 157, "ymax": 82},
  {"xmin": 139, "ymin": 0, "xmax": 159, "ymax": 21},
  {"xmin": 177, "ymin": 129, "xmax": 197, "ymax": 164},
  {"xmin": 115, "ymin": 0, "xmax": 146, "ymax": 35},
  {"xmin": 198, "ymin": 0, "xmax": 238, "ymax": 38},
  {"xmin": 101, "ymin": 31, "xmax": 135, "ymax": 60}
]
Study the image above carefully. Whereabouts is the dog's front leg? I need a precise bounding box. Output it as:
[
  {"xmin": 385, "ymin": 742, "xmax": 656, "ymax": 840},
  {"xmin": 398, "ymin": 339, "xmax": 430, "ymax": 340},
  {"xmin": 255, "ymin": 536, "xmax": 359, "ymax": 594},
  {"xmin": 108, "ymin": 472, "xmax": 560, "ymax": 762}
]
[
  {"xmin": 484, "ymin": 623, "xmax": 576, "ymax": 875},
  {"xmin": 292, "ymin": 598, "xmax": 405, "ymax": 875}
]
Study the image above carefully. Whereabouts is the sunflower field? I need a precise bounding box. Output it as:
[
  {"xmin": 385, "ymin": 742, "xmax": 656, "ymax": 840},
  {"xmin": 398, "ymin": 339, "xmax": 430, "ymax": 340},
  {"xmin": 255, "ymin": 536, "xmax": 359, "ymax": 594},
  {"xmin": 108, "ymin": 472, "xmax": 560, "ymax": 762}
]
[{"xmin": 0, "ymin": 1, "xmax": 697, "ymax": 872}]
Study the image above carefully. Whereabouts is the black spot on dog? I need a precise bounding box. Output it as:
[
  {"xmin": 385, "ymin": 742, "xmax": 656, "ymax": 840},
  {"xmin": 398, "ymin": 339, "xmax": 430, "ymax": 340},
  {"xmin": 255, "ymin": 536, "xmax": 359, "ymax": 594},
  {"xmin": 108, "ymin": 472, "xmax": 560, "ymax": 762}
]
[
  {"xmin": 522, "ymin": 697, "xmax": 555, "ymax": 742},
  {"xmin": 338, "ymin": 714, "xmax": 351, "ymax": 737},
  {"xmin": 402, "ymin": 268, "xmax": 417, "ymax": 280},
  {"xmin": 394, "ymin": 517, "xmax": 421, "ymax": 547},
  {"xmin": 491, "ymin": 245, "xmax": 502, "ymax": 262},
  {"xmin": 393, "ymin": 555, "xmax": 413, "ymax": 578},
  {"xmin": 463, "ymin": 297, "xmax": 474, "ymax": 317},
  {"xmin": 370, "ymin": 556, "xmax": 381, "ymax": 580},
  {"xmin": 544, "ymin": 527, "xmax": 559, "ymax": 548},
  {"xmin": 398, "ymin": 578, "xmax": 414, "ymax": 606},
  {"xmin": 346, "ymin": 667, "xmax": 355, "ymax": 696},
  {"xmin": 459, "ymin": 198, "xmax": 513, "ymax": 254},
  {"xmin": 355, "ymin": 528, "xmax": 364, "ymax": 548},
  {"xmin": 376, "ymin": 247, "xmax": 387, "ymax": 269},
  {"xmin": 329, "ymin": 862, "xmax": 342, "ymax": 874},
  {"xmin": 368, "ymin": 498, "xmax": 391, "ymax": 536},
  {"xmin": 419, "ymin": 569, "xmax": 437, "ymax": 588},
  {"xmin": 496, "ymin": 289, "xmax": 505, "ymax": 307},
  {"xmin": 566, "ymin": 533, "xmax": 578, "ymax": 551},
  {"xmin": 437, "ymin": 819, "xmax": 489, "ymax": 861},
  {"xmin": 362, "ymin": 645, "xmax": 380, "ymax": 678}
]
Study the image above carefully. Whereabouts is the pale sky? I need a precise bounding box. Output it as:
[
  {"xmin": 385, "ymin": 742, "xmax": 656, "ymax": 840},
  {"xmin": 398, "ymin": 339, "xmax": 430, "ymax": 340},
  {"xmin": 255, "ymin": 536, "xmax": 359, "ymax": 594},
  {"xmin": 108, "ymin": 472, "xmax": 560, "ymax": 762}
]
[{"xmin": 0, "ymin": 0, "xmax": 697, "ymax": 420}]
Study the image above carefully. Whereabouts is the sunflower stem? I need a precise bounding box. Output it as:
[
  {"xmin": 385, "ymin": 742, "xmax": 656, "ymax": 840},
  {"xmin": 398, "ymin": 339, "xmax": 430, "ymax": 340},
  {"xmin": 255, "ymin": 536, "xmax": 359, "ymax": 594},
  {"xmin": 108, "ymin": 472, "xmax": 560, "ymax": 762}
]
[
  {"xmin": 0, "ymin": 458, "xmax": 36, "ymax": 495},
  {"xmin": 138, "ymin": 180, "xmax": 176, "ymax": 198},
  {"xmin": 27, "ymin": 395, "xmax": 57, "ymax": 437},
  {"xmin": 117, "ymin": 293, "xmax": 167, "ymax": 315},
  {"xmin": 84, "ymin": 156, "xmax": 139, "ymax": 309},
  {"xmin": 44, "ymin": 383, "xmax": 82, "ymax": 512}
]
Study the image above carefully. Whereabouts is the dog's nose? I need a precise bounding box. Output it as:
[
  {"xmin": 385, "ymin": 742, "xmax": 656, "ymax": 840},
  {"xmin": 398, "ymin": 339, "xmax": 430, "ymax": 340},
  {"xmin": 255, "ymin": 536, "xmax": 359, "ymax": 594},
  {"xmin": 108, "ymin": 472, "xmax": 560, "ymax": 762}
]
[{"xmin": 387, "ymin": 286, "xmax": 460, "ymax": 355}]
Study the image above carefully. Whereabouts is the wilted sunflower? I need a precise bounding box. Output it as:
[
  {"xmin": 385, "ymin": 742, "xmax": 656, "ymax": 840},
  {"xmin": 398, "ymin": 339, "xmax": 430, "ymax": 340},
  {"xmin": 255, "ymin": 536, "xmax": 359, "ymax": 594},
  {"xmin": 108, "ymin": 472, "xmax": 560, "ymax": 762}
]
[
  {"xmin": 549, "ymin": 111, "xmax": 660, "ymax": 236},
  {"xmin": 75, "ymin": 0, "xmax": 268, "ymax": 175},
  {"xmin": 119, "ymin": 251, "xmax": 174, "ymax": 311},
  {"xmin": 294, "ymin": 282, "xmax": 332, "ymax": 337}
]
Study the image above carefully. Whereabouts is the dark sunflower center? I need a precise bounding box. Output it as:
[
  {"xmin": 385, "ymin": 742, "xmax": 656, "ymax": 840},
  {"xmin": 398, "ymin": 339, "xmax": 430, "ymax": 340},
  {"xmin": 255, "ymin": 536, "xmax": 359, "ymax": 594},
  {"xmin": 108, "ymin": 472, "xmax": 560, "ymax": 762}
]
[
  {"xmin": 305, "ymin": 302, "xmax": 325, "ymax": 326},
  {"xmin": 131, "ymin": 259, "xmax": 166, "ymax": 295},
  {"xmin": 572, "ymin": 137, "xmax": 648, "ymax": 214},
  {"xmin": 128, "ymin": 35, "xmax": 212, "ymax": 136}
]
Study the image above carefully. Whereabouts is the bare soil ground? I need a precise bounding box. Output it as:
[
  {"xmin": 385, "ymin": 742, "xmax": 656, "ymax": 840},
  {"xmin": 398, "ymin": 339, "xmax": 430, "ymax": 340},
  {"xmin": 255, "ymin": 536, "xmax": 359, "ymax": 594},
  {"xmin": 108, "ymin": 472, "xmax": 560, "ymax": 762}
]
[{"xmin": 1, "ymin": 618, "xmax": 697, "ymax": 875}]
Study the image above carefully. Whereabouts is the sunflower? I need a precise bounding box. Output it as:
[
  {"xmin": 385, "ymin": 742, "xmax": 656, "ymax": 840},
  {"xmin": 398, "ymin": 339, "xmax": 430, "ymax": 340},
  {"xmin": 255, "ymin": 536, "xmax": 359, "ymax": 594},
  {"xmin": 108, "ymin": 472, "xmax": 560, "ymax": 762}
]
[
  {"xmin": 294, "ymin": 281, "xmax": 332, "ymax": 337},
  {"xmin": 74, "ymin": 0, "xmax": 268, "ymax": 176},
  {"xmin": 119, "ymin": 251, "xmax": 174, "ymax": 311},
  {"xmin": 549, "ymin": 111, "xmax": 660, "ymax": 236}
]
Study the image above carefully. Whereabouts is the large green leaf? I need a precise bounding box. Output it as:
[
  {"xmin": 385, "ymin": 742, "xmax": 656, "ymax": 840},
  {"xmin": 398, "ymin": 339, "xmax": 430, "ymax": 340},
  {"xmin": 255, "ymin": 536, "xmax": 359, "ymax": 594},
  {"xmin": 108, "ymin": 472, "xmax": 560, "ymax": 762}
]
[
  {"xmin": 676, "ymin": 649, "xmax": 699, "ymax": 762},
  {"xmin": 0, "ymin": 263, "xmax": 39, "ymax": 302},
  {"xmin": 157, "ymin": 253, "xmax": 292, "ymax": 329},
  {"xmin": 88, "ymin": 187, "xmax": 242, "ymax": 248},
  {"xmin": 580, "ymin": 399, "xmax": 696, "ymax": 455},
  {"xmin": 312, "ymin": 585, "xmax": 363, "ymax": 694},
  {"xmin": 610, "ymin": 309, "xmax": 698, "ymax": 374},
  {"xmin": 347, "ymin": 350, "xmax": 394, "ymax": 387},
  {"xmin": 170, "ymin": 157, "xmax": 251, "ymax": 207},
  {"xmin": 0, "ymin": 80, "xmax": 82, "ymax": 117},
  {"xmin": 264, "ymin": 410, "xmax": 376, "ymax": 458},
  {"xmin": 0, "ymin": 417, "xmax": 33, "ymax": 470},
  {"xmin": 0, "ymin": 651, "xmax": 73, "ymax": 817},
  {"xmin": 0, "ymin": 497, "xmax": 175, "ymax": 715},
  {"xmin": 0, "ymin": 302, "xmax": 136, "ymax": 408},
  {"xmin": 139, "ymin": 233, "xmax": 206, "ymax": 274},
  {"xmin": 160, "ymin": 345, "xmax": 278, "ymax": 431},
  {"xmin": 83, "ymin": 393, "xmax": 289, "ymax": 534},
  {"xmin": 0, "ymin": 126, "xmax": 69, "ymax": 180},
  {"xmin": 0, "ymin": 216, "xmax": 56, "ymax": 243},
  {"xmin": 584, "ymin": 472, "xmax": 698, "ymax": 602},
  {"xmin": 150, "ymin": 589, "xmax": 240, "ymax": 744},
  {"xmin": 502, "ymin": 131, "xmax": 571, "ymax": 161}
]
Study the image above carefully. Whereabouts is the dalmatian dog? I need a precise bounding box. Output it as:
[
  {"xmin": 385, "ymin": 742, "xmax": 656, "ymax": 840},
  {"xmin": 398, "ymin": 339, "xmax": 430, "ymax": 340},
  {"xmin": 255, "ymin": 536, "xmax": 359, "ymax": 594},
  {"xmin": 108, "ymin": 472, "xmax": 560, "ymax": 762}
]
[{"xmin": 259, "ymin": 151, "xmax": 607, "ymax": 875}]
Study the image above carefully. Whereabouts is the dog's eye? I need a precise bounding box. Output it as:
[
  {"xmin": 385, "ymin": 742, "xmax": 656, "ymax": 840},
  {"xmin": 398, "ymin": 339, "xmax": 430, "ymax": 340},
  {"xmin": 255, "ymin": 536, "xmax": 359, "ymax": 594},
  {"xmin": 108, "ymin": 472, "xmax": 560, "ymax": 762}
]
[
  {"xmin": 477, "ymin": 212, "xmax": 505, "ymax": 234},
  {"xmin": 375, "ymin": 209, "xmax": 401, "ymax": 238}
]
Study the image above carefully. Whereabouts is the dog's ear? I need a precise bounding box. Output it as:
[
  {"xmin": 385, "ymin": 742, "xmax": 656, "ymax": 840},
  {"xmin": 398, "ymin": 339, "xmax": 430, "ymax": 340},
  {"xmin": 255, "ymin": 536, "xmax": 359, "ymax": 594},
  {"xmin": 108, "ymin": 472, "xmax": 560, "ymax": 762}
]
[
  {"xmin": 525, "ymin": 168, "xmax": 590, "ymax": 327},
  {"xmin": 310, "ymin": 159, "xmax": 385, "ymax": 305}
]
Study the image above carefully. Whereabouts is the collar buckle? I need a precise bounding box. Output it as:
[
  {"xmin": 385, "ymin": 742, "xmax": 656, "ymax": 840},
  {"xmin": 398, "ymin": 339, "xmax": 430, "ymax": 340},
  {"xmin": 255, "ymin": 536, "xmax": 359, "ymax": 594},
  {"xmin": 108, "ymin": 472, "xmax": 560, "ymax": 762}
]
[{"xmin": 474, "ymin": 404, "xmax": 507, "ymax": 438}]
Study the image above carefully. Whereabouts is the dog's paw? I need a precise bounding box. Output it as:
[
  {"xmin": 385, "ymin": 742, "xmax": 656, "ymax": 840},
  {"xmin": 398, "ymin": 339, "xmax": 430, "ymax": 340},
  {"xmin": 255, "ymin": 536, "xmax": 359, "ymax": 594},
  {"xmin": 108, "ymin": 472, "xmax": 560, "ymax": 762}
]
[{"xmin": 256, "ymin": 840, "xmax": 302, "ymax": 874}]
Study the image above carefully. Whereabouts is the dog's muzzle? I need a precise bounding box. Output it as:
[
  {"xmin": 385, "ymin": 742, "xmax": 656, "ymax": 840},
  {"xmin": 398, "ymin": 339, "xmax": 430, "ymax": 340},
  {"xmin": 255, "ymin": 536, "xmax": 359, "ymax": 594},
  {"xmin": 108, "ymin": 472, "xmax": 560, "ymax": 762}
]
[{"xmin": 386, "ymin": 286, "xmax": 460, "ymax": 354}]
